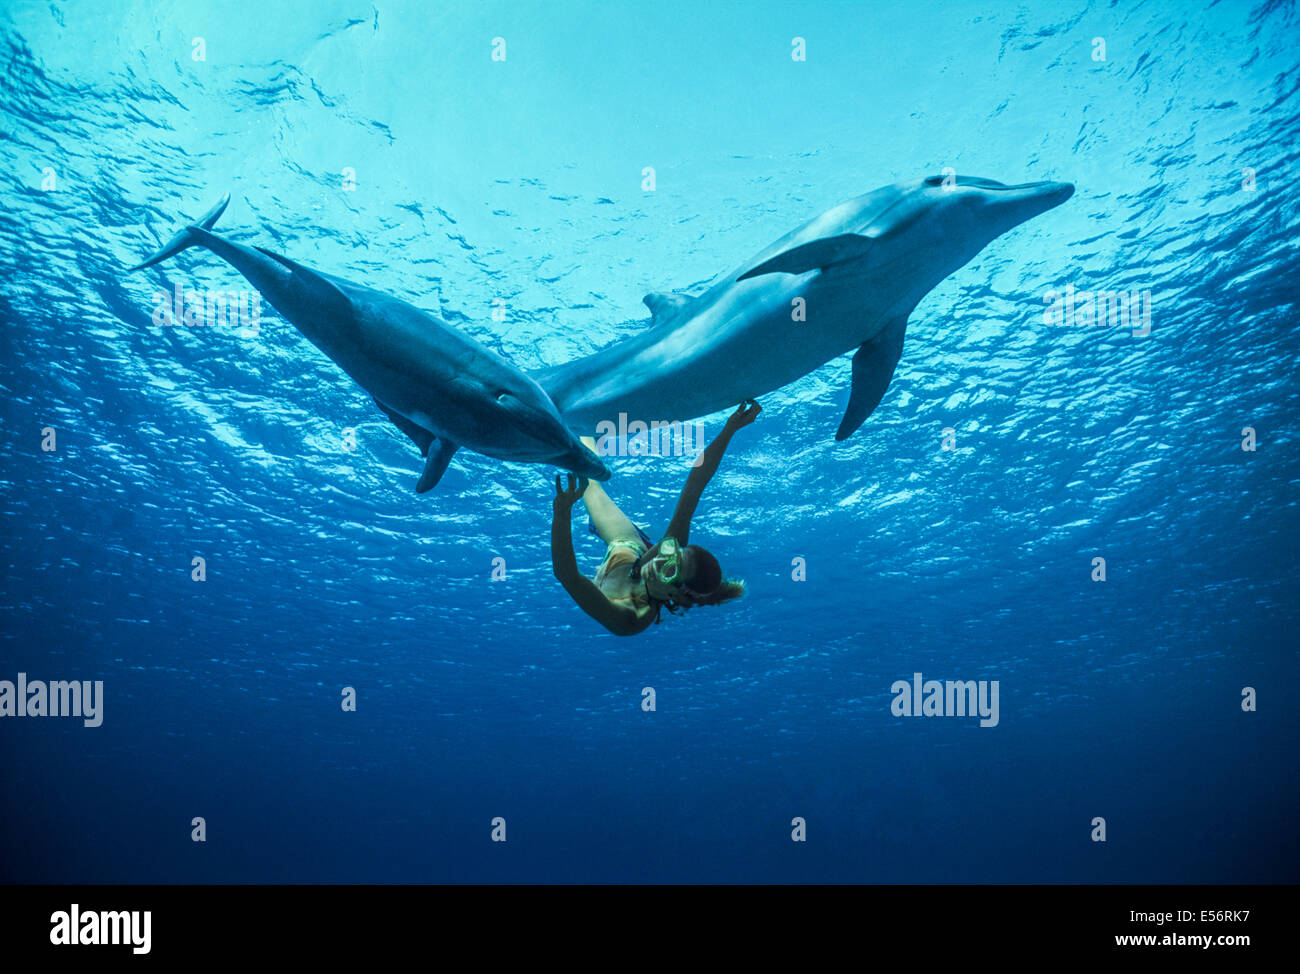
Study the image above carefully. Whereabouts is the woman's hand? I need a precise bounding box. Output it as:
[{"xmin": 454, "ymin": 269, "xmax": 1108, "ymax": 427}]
[
  {"xmin": 553, "ymin": 473, "xmax": 589, "ymax": 515},
  {"xmin": 724, "ymin": 399, "xmax": 762, "ymax": 432}
]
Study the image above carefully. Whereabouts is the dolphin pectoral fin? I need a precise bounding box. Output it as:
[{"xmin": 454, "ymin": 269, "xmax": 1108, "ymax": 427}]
[
  {"xmin": 372, "ymin": 398, "xmax": 435, "ymax": 457},
  {"xmin": 642, "ymin": 291, "xmax": 692, "ymax": 322},
  {"xmin": 253, "ymin": 246, "xmax": 352, "ymax": 316},
  {"xmin": 835, "ymin": 317, "xmax": 909, "ymax": 441},
  {"xmin": 416, "ymin": 437, "xmax": 459, "ymax": 493},
  {"xmin": 737, "ymin": 234, "xmax": 873, "ymax": 281}
]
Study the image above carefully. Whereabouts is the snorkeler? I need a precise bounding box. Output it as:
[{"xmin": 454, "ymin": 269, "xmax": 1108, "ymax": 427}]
[{"xmin": 550, "ymin": 401, "xmax": 761, "ymax": 636}]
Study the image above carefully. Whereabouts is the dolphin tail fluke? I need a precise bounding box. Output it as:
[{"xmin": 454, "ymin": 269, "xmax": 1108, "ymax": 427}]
[
  {"xmin": 836, "ymin": 316, "xmax": 908, "ymax": 441},
  {"xmin": 128, "ymin": 193, "xmax": 231, "ymax": 271}
]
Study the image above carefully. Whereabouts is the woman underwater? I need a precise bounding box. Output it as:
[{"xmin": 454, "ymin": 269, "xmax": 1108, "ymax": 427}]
[{"xmin": 550, "ymin": 401, "xmax": 761, "ymax": 635}]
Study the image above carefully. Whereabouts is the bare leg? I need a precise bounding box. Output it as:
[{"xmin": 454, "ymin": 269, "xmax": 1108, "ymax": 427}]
[{"xmin": 580, "ymin": 436, "xmax": 643, "ymax": 544}]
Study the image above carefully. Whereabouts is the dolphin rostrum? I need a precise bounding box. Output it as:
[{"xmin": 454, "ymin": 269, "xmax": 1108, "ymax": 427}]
[
  {"xmin": 534, "ymin": 175, "xmax": 1074, "ymax": 440},
  {"xmin": 129, "ymin": 195, "xmax": 610, "ymax": 492}
]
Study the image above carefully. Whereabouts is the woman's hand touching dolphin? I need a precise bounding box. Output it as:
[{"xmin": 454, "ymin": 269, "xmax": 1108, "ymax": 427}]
[
  {"xmin": 553, "ymin": 473, "xmax": 589, "ymax": 515},
  {"xmin": 723, "ymin": 400, "xmax": 762, "ymax": 433}
]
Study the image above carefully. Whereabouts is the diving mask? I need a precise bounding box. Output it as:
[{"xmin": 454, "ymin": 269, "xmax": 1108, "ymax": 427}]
[{"xmin": 642, "ymin": 537, "xmax": 685, "ymax": 592}]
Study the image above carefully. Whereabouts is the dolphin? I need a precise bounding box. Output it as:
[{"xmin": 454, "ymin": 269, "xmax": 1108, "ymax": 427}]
[
  {"xmin": 129, "ymin": 195, "xmax": 610, "ymax": 491},
  {"xmin": 533, "ymin": 175, "xmax": 1074, "ymax": 440}
]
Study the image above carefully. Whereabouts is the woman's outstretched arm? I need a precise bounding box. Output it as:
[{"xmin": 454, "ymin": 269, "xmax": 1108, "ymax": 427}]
[
  {"xmin": 551, "ymin": 474, "xmax": 639, "ymax": 636},
  {"xmin": 665, "ymin": 400, "xmax": 761, "ymax": 545}
]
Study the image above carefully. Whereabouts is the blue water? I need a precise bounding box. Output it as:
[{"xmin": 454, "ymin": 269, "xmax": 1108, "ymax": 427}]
[{"xmin": 2, "ymin": 0, "xmax": 1297, "ymax": 883}]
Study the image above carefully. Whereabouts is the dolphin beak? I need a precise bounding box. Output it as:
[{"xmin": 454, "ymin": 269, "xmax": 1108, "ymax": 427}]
[
  {"xmin": 979, "ymin": 179, "xmax": 1074, "ymax": 235},
  {"xmin": 1029, "ymin": 180, "xmax": 1074, "ymax": 207},
  {"xmin": 555, "ymin": 436, "xmax": 612, "ymax": 481},
  {"xmin": 569, "ymin": 448, "xmax": 612, "ymax": 482},
  {"xmin": 1004, "ymin": 180, "xmax": 1075, "ymax": 215}
]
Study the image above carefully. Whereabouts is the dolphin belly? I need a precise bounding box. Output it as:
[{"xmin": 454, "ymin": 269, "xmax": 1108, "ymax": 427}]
[{"xmin": 544, "ymin": 279, "xmax": 867, "ymax": 428}]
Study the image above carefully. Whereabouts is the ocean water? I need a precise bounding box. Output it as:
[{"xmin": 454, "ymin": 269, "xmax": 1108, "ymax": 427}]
[{"xmin": 1, "ymin": 0, "xmax": 1297, "ymax": 884}]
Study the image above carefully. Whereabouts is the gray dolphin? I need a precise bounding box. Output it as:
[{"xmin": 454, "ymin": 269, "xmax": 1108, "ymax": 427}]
[
  {"xmin": 534, "ymin": 175, "xmax": 1074, "ymax": 439},
  {"xmin": 129, "ymin": 195, "xmax": 610, "ymax": 491}
]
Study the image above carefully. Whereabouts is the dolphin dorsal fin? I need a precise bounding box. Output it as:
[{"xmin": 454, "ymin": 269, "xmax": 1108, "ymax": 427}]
[{"xmin": 642, "ymin": 291, "xmax": 691, "ymax": 322}]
